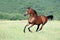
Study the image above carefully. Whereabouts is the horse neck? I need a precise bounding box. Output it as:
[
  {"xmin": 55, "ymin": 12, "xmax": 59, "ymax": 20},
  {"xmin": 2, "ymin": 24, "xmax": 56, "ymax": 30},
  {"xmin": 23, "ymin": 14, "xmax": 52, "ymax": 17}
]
[{"xmin": 29, "ymin": 13, "xmax": 37, "ymax": 18}]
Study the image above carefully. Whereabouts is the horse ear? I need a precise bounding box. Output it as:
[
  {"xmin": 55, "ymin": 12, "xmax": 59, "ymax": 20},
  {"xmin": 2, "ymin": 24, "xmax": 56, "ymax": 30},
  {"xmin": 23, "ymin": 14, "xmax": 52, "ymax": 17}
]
[{"xmin": 27, "ymin": 7, "xmax": 31, "ymax": 9}]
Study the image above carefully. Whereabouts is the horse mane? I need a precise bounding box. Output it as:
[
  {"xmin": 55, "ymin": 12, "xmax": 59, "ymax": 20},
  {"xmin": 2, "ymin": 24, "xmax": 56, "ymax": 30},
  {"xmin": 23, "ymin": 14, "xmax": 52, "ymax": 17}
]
[
  {"xmin": 27, "ymin": 7, "xmax": 38, "ymax": 16},
  {"xmin": 33, "ymin": 9, "xmax": 38, "ymax": 16}
]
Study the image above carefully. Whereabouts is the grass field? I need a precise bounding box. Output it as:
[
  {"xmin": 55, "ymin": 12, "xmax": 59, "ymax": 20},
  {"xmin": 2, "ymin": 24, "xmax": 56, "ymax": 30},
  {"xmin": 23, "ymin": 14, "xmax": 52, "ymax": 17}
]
[{"xmin": 0, "ymin": 20, "xmax": 60, "ymax": 40}]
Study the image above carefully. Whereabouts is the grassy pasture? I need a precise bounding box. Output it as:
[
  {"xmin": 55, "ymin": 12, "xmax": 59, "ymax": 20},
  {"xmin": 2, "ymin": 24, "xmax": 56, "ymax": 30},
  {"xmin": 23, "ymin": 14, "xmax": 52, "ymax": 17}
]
[{"xmin": 0, "ymin": 20, "xmax": 60, "ymax": 40}]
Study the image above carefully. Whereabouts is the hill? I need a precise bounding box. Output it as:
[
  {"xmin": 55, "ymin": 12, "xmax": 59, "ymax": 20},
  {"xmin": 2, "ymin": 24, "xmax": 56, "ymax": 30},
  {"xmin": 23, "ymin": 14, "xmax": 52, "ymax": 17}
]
[{"xmin": 0, "ymin": 0, "xmax": 60, "ymax": 20}]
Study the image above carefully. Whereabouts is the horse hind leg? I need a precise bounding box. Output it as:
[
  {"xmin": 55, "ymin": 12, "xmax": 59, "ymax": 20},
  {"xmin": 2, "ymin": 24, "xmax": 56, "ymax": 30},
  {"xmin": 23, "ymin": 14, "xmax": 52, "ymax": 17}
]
[
  {"xmin": 39, "ymin": 24, "xmax": 44, "ymax": 30},
  {"xmin": 36, "ymin": 24, "xmax": 40, "ymax": 32},
  {"xmin": 39, "ymin": 19, "xmax": 47, "ymax": 31},
  {"xmin": 39, "ymin": 23, "xmax": 45, "ymax": 31}
]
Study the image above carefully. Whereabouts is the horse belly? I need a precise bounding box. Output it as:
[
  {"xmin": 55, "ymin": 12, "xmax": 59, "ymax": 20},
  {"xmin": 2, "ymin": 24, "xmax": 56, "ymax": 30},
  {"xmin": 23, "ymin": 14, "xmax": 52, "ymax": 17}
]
[{"xmin": 36, "ymin": 20, "xmax": 42, "ymax": 25}]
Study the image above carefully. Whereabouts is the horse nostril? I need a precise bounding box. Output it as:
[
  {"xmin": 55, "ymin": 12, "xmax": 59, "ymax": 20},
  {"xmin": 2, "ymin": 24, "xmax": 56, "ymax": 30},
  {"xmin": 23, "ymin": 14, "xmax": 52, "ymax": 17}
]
[{"xmin": 24, "ymin": 14, "xmax": 26, "ymax": 16}]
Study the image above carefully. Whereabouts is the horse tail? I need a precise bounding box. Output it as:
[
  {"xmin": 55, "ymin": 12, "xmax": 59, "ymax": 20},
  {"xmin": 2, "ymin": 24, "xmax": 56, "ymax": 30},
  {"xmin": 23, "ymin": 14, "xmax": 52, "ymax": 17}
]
[{"xmin": 47, "ymin": 15, "xmax": 53, "ymax": 20}]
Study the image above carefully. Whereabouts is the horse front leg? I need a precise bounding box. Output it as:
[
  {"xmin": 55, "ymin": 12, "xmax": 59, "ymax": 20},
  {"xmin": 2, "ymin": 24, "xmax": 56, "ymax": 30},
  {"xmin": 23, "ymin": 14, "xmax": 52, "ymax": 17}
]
[
  {"xmin": 28, "ymin": 24, "xmax": 34, "ymax": 32},
  {"xmin": 23, "ymin": 23, "xmax": 30, "ymax": 33}
]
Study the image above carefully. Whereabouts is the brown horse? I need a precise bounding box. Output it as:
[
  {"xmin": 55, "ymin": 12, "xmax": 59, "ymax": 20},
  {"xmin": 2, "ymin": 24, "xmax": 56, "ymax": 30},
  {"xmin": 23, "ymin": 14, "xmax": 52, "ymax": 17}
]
[{"xmin": 24, "ymin": 7, "xmax": 53, "ymax": 33}]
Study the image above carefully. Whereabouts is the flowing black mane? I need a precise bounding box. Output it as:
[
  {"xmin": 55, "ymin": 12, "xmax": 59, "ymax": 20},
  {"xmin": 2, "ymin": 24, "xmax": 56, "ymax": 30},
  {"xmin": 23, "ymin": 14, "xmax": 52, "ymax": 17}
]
[{"xmin": 33, "ymin": 9, "xmax": 38, "ymax": 16}]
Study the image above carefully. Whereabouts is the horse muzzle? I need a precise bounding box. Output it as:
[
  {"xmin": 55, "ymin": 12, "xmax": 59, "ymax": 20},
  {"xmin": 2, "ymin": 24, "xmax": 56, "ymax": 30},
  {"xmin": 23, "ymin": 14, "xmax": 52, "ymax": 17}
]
[
  {"xmin": 24, "ymin": 14, "xmax": 28, "ymax": 16},
  {"xmin": 24, "ymin": 14, "xmax": 27, "ymax": 16}
]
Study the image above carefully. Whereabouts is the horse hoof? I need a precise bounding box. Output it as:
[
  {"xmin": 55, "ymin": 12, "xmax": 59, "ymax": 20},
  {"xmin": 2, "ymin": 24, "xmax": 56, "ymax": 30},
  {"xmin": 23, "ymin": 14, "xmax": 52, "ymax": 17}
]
[
  {"xmin": 23, "ymin": 30, "xmax": 25, "ymax": 33},
  {"xmin": 30, "ymin": 31, "xmax": 32, "ymax": 33},
  {"xmin": 36, "ymin": 30, "xmax": 38, "ymax": 32},
  {"xmin": 36, "ymin": 30, "xmax": 39, "ymax": 32}
]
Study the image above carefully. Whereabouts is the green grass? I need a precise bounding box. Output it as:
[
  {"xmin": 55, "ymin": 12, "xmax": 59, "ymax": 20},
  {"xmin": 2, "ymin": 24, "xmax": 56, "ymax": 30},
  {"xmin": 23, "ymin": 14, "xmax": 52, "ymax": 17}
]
[{"xmin": 0, "ymin": 20, "xmax": 60, "ymax": 40}]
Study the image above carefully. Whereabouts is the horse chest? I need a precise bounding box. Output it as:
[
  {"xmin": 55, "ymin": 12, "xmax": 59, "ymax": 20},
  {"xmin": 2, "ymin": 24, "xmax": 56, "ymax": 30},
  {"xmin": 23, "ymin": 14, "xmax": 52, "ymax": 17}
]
[{"xmin": 28, "ymin": 17, "xmax": 36, "ymax": 24}]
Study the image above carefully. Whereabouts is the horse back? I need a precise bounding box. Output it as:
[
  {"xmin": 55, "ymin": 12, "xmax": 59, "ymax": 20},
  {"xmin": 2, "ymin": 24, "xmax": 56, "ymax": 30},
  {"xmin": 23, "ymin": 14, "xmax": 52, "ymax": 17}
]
[{"xmin": 36, "ymin": 15, "xmax": 47, "ymax": 24}]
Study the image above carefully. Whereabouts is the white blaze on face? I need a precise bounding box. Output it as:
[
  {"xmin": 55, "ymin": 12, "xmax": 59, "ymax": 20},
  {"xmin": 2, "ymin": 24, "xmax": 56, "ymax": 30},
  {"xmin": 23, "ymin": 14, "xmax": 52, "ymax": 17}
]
[
  {"xmin": 25, "ymin": 11, "xmax": 28, "ymax": 14},
  {"xmin": 25, "ymin": 9, "xmax": 28, "ymax": 14}
]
